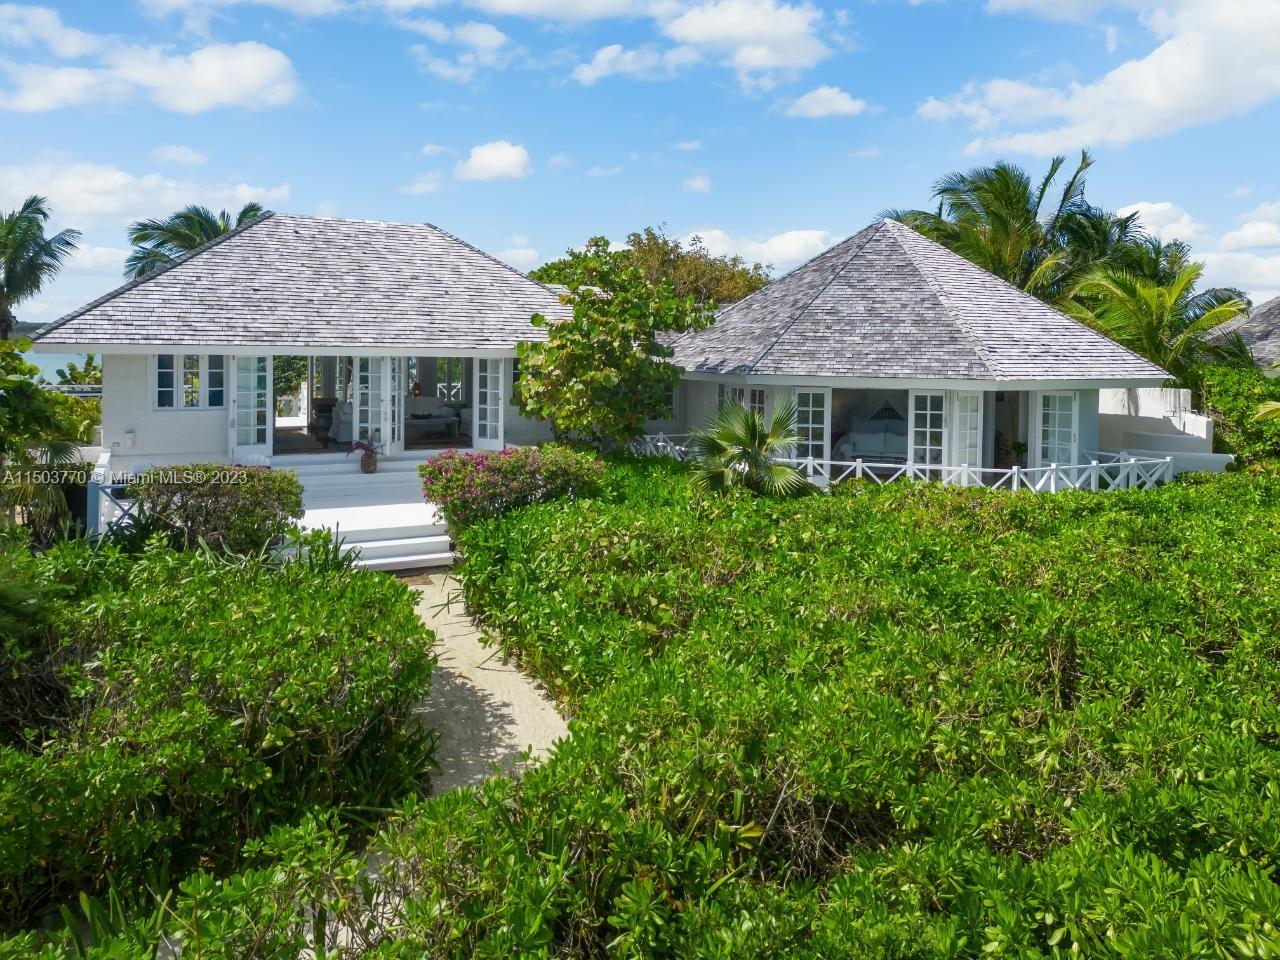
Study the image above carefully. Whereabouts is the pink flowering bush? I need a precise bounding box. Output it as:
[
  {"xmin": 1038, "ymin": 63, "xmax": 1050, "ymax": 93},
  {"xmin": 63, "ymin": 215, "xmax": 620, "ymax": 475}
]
[{"xmin": 419, "ymin": 444, "xmax": 603, "ymax": 530}]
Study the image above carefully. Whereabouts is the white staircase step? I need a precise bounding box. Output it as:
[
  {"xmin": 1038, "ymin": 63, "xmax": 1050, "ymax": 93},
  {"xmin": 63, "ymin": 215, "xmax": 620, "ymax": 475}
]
[
  {"xmin": 345, "ymin": 533, "xmax": 452, "ymax": 560},
  {"xmin": 360, "ymin": 551, "xmax": 454, "ymax": 571}
]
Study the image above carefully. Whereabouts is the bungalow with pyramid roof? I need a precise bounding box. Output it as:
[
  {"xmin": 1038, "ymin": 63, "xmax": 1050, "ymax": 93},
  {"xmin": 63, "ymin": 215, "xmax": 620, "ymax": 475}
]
[{"xmin": 659, "ymin": 218, "xmax": 1176, "ymax": 489}]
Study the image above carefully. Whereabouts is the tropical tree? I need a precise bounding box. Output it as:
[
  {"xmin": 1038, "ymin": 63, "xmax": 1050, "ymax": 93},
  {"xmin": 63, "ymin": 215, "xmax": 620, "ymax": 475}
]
[
  {"xmin": 54, "ymin": 353, "xmax": 101, "ymax": 384},
  {"xmin": 0, "ymin": 196, "xmax": 81, "ymax": 342},
  {"xmin": 690, "ymin": 401, "xmax": 808, "ymax": 497},
  {"xmin": 884, "ymin": 151, "xmax": 1139, "ymax": 303},
  {"xmin": 532, "ymin": 225, "xmax": 769, "ymax": 305},
  {"xmin": 1067, "ymin": 264, "xmax": 1253, "ymax": 403},
  {"xmin": 125, "ymin": 202, "xmax": 268, "ymax": 279},
  {"xmin": 1257, "ymin": 361, "xmax": 1280, "ymax": 422},
  {"xmin": 515, "ymin": 237, "xmax": 713, "ymax": 450}
]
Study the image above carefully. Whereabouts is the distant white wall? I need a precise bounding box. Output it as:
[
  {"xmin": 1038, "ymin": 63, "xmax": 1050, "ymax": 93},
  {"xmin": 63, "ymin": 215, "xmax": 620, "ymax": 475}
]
[
  {"xmin": 1098, "ymin": 386, "xmax": 1214, "ymax": 453},
  {"xmin": 504, "ymin": 362, "xmax": 554, "ymax": 445},
  {"xmin": 102, "ymin": 353, "xmax": 229, "ymax": 473}
]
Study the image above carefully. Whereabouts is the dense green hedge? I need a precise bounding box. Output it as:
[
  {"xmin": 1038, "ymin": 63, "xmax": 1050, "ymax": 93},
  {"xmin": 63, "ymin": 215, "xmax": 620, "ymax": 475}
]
[
  {"xmin": 0, "ymin": 535, "xmax": 435, "ymax": 932},
  {"xmin": 1201, "ymin": 364, "xmax": 1280, "ymax": 463},
  {"xmin": 126, "ymin": 463, "xmax": 304, "ymax": 553},
  {"xmin": 8, "ymin": 459, "xmax": 1280, "ymax": 957}
]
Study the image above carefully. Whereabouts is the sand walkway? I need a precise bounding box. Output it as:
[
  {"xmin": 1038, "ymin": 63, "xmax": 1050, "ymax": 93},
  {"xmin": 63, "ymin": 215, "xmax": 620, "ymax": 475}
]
[{"xmin": 411, "ymin": 574, "xmax": 568, "ymax": 793}]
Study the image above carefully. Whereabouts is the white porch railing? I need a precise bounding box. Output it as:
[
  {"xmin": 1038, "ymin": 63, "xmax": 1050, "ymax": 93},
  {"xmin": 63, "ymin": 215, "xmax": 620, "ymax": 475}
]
[{"xmin": 633, "ymin": 434, "xmax": 1174, "ymax": 493}]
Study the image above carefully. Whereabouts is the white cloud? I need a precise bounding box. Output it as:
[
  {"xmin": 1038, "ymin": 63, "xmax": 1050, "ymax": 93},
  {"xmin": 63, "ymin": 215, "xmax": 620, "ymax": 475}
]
[
  {"xmin": 408, "ymin": 19, "xmax": 511, "ymax": 82},
  {"xmin": 0, "ymin": 35, "xmax": 300, "ymax": 113},
  {"xmin": 1245, "ymin": 200, "xmax": 1280, "ymax": 221},
  {"xmin": 138, "ymin": 0, "xmax": 345, "ymax": 32},
  {"xmin": 0, "ymin": 4, "xmax": 102, "ymax": 57},
  {"xmin": 586, "ymin": 164, "xmax": 622, "ymax": 176},
  {"xmin": 1201, "ymin": 250, "xmax": 1280, "ymax": 304},
  {"xmin": 1229, "ymin": 185, "xmax": 1253, "ymax": 199},
  {"xmin": 152, "ymin": 144, "xmax": 207, "ymax": 166},
  {"xmin": 919, "ymin": 0, "xmax": 1280, "ymax": 156},
  {"xmin": 0, "ymin": 159, "xmax": 290, "ymax": 227},
  {"xmin": 421, "ymin": 142, "xmax": 449, "ymax": 155},
  {"xmin": 683, "ymin": 173, "xmax": 711, "ymax": 193},
  {"xmin": 685, "ymin": 226, "xmax": 838, "ymax": 271},
  {"xmin": 399, "ymin": 170, "xmax": 445, "ymax": 194},
  {"xmin": 662, "ymin": 0, "xmax": 829, "ymax": 90},
  {"xmin": 497, "ymin": 245, "xmax": 540, "ymax": 269},
  {"xmin": 1221, "ymin": 222, "xmax": 1280, "ymax": 252},
  {"xmin": 1117, "ymin": 200, "xmax": 1203, "ymax": 243},
  {"xmin": 455, "ymin": 140, "xmax": 532, "ymax": 180},
  {"xmin": 67, "ymin": 244, "xmax": 129, "ymax": 274},
  {"xmin": 672, "ymin": 138, "xmax": 702, "ymax": 150},
  {"xmin": 571, "ymin": 43, "xmax": 699, "ymax": 85},
  {"xmin": 547, "ymin": 151, "xmax": 573, "ymax": 169},
  {"xmin": 464, "ymin": 0, "xmax": 651, "ymax": 21},
  {"xmin": 785, "ymin": 84, "xmax": 866, "ymax": 118}
]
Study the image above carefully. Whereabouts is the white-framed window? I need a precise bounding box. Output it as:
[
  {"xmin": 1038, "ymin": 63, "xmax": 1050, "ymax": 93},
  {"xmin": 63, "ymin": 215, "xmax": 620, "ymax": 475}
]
[
  {"xmin": 1038, "ymin": 392, "xmax": 1078, "ymax": 466},
  {"xmin": 155, "ymin": 354, "xmax": 225, "ymax": 410},
  {"xmin": 910, "ymin": 392, "xmax": 945, "ymax": 466},
  {"xmin": 952, "ymin": 392, "xmax": 982, "ymax": 467},
  {"xmin": 717, "ymin": 383, "xmax": 765, "ymax": 416}
]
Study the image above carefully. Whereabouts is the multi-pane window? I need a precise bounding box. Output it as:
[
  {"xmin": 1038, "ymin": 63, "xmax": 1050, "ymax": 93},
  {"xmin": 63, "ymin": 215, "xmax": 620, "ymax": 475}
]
[
  {"xmin": 156, "ymin": 354, "xmax": 225, "ymax": 410},
  {"xmin": 476, "ymin": 359, "xmax": 501, "ymax": 441},
  {"xmin": 235, "ymin": 356, "xmax": 269, "ymax": 446},
  {"xmin": 911, "ymin": 392, "xmax": 945, "ymax": 466},
  {"xmin": 717, "ymin": 383, "xmax": 765, "ymax": 416},
  {"xmin": 1039, "ymin": 392, "xmax": 1076, "ymax": 465},
  {"xmin": 795, "ymin": 391, "xmax": 826, "ymax": 460}
]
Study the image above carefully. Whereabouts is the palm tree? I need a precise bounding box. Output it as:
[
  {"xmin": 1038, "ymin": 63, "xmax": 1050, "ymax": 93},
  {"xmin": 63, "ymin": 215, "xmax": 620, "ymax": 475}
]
[
  {"xmin": 1256, "ymin": 360, "xmax": 1280, "ymax": 423},
  {"xmin": 1067, "ymin": 264, "xmax": 1254, "ymax": 403},
  {"xmin": 0, "ymin": 196, "xmax": 81, "ymax": 341},
  {"xmin": 125, "ymin": 202, "xmax": 268, "ymax": 279},
  {"xmin": 690, "ymin": 401, "xmax": 808, "ymax": 497},
  {"xmin": 884, "ymin": 152, "xmax": 1140, "ymax": 303}
]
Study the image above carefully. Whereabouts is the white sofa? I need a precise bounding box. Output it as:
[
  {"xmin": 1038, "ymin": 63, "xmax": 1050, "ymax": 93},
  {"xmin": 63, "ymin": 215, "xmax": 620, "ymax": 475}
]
[{"xmin": 327, "ymin": 401, "xmax": 354, "ymax": 444}]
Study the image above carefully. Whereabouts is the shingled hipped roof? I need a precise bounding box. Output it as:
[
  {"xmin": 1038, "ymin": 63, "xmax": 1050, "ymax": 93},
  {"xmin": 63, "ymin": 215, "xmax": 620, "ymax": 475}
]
[
  {"xmin": 32, "ymin": 213, "xmax": 571, "ymax": 350},
  {"xmin": 1211, "ymin": 295, "xmax": 1280, "ymax": 369},
  {"xmin": 670, "ymin": 219, "xmax": 1168, "ymax": 384}
]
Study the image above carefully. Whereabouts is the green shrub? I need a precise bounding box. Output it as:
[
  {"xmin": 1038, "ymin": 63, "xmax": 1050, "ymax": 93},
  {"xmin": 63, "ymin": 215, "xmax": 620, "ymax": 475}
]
[
  {"xmin": 126, "ymin": 463, "xmax": 304, "ymax": 553},
  {"xmin": 1201, "ymin": 363, "xmax": 1280, "ymax": 463},
  {"xmin": 0, "ymin": 536, "xmax": 434, "ymax": 930},
  {"xmin": 14, "ymin": 459, "xmax": 1280, "ymax": 957},
  {"xmin": 418, "ymin": 443, "xmax": 603, "ymax": 530}
]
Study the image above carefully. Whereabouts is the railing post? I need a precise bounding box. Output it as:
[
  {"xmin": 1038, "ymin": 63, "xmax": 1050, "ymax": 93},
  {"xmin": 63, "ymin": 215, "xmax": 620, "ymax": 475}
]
[
  {"xmin": 1164, "ymin": 456, "xmax": 1173, "ymax": 484},
  {"xmin": 1049, "ymin": 463, "xmax": 1058, "ymax": 493},
  {"xmin": 1090, "ymin": 460, "xmax": 1099, "ymax": 492},
  {"xmin": 1127, "ymin": 457, "xmax": 1136, "ymax": 489},
  {"xmin": 1012, "ymin": 465, "xmax": 1020, "ymax": 491},
  {"xmin": 855, "ymin": 458, "xmax": 864, "ymax": 480},
  {"xmin": 88, "ymin": 451, "xmax": 111, "ymax": 539}
]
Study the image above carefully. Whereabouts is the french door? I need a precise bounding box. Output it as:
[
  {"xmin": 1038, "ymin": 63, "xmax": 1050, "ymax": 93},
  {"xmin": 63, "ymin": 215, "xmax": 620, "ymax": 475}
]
[
  {"xmin": 793, "ymin": 387, "xmax": 830, "ymax": 461},
  {"xmin": 474, "ymin": 358, "xmax": 504, "ymax": 450},
  {"xmin": 908, "ymin": 390, "xmax": 946, "ymax": 477},
  {"xmin": 385, "ymin": 356, "xmax": 405, "ymax": 456},
  {"xmin": 229, "ymin": 355, "xmax": 272, "ymax": 463},
  {"xmin": 950, "ymin": 391, "xmax": 983, "ymax": 484},
  {"xmin": 355, "ymin": 357, "xmax": 384, "ymax": 446},
  {"xmin": 1036, "ymin": 391, "xmax": 1078, "ymax": 467}
]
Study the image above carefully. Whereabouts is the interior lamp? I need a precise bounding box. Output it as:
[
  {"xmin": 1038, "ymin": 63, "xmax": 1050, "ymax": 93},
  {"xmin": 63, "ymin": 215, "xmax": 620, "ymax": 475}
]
[{"xmin": 411, "ymin": 382, "xmax": 423, "ymax": 397}]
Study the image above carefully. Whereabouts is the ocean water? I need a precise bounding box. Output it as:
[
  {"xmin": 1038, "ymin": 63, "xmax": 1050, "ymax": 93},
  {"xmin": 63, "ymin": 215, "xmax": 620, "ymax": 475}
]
[{"xmin": 22, "ymin": 349, "xmax": 89, "ymax": 381}]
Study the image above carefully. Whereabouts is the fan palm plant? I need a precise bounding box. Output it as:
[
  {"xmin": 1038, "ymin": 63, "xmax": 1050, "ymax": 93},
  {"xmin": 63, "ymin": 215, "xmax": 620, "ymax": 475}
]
[
  {"xmin": 1257, "ymin": 361, "xmax": 1280, "ymax": 422},
  {"xmin": 690, "ymin": 401, "xmax": 808, "ymax": 497},
  {"xmin": 1067, "ymin": 264, "xmax": 1253, "ymax": 404},
  {"xmin": 125, "ymin": 202, "xmax": 268, "ymax": 279},
  {"xmin": 0, "ymin": 196, "xmax": 81, "ymax": 341}
]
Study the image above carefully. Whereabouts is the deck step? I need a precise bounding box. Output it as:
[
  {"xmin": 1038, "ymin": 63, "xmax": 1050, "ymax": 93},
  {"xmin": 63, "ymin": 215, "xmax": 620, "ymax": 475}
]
[
  {"xmin": 344, "ymin": 533, "xmax": 453, "ymax": 561},
  {"xmin": 359, "ymin": 551, "xmax": 454, "ymax": 572}
]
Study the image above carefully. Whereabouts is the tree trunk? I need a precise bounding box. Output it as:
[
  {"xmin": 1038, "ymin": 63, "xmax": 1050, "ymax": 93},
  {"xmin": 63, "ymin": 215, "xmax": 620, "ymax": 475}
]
[{"xmin": 0, "ymin": 301, "xmax": 13, "ymax": 342}]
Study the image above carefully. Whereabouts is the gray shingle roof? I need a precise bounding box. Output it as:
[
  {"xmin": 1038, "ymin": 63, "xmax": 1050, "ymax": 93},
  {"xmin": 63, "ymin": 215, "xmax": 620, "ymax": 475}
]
[
  {"xmin": 32, "ymin": 213, "xmax": 571, "ymax": 350},
  {"xmin": 1211, "ymin": 295, "xmax": 1280, "ymax": 369},
  {"xmin": 670, "ymin": 219, "xmax": 1169, "ymax": 383}
]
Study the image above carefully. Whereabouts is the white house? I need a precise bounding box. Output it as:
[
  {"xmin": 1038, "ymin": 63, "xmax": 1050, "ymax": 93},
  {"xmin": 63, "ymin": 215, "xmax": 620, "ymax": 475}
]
[{"xmin": 30, "ymin": 213, "xmax": 1200, "ymax": 566}]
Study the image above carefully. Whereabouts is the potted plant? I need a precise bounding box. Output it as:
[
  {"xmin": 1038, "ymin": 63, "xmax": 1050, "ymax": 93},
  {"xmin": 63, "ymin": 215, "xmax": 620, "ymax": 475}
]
[{"xmin": 348, "ymin": 437, "xmax": 380, "ymax": 474}]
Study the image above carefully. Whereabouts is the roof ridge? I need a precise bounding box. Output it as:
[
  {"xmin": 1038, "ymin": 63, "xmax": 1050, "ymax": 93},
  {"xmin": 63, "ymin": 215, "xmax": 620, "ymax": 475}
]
[
  {"xmin": 32, "ymin": 211, "xmax": 277, "ymax": 342},
  {"xmin": 741, "ymin": 223, "xmax": 882, "ymax": 375},
  {"xmin": 420, "ymin": 221, "xmax": 566, "ymax": 303},
  {"xmin": 883, "ymin": 220, "xmax": 1003, "ymax": 380}
]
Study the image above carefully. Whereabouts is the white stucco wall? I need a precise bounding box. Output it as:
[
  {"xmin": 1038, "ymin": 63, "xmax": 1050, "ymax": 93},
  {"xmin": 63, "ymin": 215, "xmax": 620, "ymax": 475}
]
[{"xmin": 101, "ymin": 353, "xmax": 229, "ymax": 472}]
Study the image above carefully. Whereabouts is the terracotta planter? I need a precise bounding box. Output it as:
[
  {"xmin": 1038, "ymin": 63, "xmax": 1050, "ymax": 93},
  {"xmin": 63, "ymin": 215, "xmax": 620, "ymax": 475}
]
[{"xmin": 360, "ymin": 451, "xmax": 378, "ymax": 474}]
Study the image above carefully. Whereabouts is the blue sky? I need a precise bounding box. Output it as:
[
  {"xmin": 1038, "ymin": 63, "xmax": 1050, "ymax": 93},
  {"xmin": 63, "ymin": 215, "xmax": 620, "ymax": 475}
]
[{"xmin": 4, "ymin": 0, "xmax": 1280, "ymax": 331}]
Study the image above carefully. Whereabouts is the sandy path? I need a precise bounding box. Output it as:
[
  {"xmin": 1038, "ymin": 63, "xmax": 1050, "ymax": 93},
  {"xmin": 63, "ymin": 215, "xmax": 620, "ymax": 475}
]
[{"xmin": 411, "ymin": 574, "xmax": 568, "ymax": 793}]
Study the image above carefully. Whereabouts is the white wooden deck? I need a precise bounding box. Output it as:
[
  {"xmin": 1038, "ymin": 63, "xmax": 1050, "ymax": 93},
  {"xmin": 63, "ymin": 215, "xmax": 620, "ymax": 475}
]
[{"xmin": 280, "ymin": 452, "xmax": 453, "ymax": 571}]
